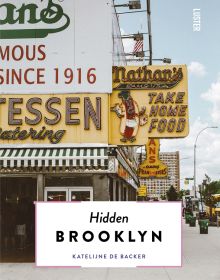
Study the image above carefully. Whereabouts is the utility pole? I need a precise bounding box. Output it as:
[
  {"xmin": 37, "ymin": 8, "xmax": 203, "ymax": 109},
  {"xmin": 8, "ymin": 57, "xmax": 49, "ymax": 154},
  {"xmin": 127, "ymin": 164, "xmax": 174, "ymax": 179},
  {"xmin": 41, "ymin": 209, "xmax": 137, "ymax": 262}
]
[{"xmin": 146, "ymin": 0, "xmax": 152, "ymax": 65}]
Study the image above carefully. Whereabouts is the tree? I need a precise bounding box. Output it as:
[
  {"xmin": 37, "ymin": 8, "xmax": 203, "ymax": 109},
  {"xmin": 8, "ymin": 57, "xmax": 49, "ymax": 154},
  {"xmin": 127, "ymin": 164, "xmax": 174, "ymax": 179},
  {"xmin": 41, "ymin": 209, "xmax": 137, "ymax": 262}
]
[
  {"xmin": 166, "ymin": 186, "xmax": 178, "ymax": 201},
  {"xmin": 204, "ymin": 174, "xmax": 211, "ymax": 184},
  {"xmin": 202, "ymin": 180, "xmax": 220, "ymax": 218},
  {"xmin": 177, "ymin": 189, "xmax": 190, "ymax": 200}
]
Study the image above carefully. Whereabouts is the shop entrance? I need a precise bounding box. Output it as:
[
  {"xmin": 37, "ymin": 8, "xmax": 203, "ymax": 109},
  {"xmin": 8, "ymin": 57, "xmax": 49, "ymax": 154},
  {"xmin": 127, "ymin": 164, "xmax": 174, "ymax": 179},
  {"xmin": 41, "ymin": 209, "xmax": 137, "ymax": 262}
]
[
  {"xmin": 44, "ymin": 187, "xmax": 93, "ymax": 201},
  {"xmin": 0, "ymin": 177, "xmax": 37, "ymax": 263}
]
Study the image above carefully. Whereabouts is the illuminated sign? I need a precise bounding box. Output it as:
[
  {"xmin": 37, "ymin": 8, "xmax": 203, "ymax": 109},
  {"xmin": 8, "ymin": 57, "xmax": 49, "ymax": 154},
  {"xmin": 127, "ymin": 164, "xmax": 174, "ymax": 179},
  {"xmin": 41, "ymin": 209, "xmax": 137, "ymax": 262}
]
[
  {"xmin": 110, "ymin": 65, "xmax": 189, "ymax": 145},
  {"xmin": 112, "ymin": 65, "xmax": 183, "ymax": 90},
  {"xmin": 138, "ymin": 139, "xmax": 168, "ymax": 178},
  {"xmin": 0, "ymin": 94, "xmax": 108, "ymax": 144}
]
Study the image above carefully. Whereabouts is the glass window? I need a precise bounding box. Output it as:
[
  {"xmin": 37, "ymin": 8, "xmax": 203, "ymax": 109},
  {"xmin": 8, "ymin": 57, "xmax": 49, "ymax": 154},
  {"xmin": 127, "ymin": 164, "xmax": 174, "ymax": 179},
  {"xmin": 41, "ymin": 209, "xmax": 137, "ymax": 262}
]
[
  {"xmin": 70, "ymin": 191, "xmax": 91, "ymax": 201},
  {"xmin": 47, "ymin": 191, "xmax": 66, "ymax": 201}
]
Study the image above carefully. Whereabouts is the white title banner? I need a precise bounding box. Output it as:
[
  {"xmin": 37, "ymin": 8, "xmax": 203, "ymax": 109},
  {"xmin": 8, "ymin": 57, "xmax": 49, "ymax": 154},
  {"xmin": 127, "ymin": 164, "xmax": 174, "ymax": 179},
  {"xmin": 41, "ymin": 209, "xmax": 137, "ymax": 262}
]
[
  {"xmin": 36, "ymin": 202, "xmax": 182, "ymax": 267},
  {"xmin": 0, "ymin": 0, "xmax": 112, "ymax": 93}
]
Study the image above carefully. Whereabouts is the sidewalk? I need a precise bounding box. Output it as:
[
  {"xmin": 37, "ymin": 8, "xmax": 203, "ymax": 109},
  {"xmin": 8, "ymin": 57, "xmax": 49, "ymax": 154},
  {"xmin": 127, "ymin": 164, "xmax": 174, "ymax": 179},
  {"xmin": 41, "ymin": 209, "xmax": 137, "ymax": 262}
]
[{"xmin": 1, "ymin": 222, "xmax": 220, "ymax": 280}]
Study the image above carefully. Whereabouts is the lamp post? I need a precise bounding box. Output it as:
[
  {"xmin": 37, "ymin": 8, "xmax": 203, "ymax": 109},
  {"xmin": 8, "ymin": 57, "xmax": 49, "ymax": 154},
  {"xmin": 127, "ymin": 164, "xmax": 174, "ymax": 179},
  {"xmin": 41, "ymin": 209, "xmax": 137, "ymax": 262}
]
[{"xmin": 193, "ymin": 126, "xmax": 218, "ymax": 198}]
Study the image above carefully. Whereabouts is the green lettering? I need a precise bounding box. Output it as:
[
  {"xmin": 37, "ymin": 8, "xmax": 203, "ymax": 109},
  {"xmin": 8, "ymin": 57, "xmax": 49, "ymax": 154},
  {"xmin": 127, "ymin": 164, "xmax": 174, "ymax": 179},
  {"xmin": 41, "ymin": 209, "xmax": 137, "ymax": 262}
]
[
  {"xmin": 0, "ymin": 4, "xmax": 17, "ymax": 24},
  {"xmin": 0, "ymin": 0, "xmax": 70, "ymax": 39},
  {"xmin": 17, "ymin": 4, "xmax": 40, "ymax": 24}
]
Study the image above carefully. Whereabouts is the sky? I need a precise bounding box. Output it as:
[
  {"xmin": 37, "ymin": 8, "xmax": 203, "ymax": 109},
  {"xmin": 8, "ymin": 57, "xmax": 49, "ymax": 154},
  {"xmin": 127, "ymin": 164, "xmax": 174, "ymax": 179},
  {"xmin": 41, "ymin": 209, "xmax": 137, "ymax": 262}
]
[{"xmin": 115, "ymin": 0, "xmax": 220, "ymax": 189}]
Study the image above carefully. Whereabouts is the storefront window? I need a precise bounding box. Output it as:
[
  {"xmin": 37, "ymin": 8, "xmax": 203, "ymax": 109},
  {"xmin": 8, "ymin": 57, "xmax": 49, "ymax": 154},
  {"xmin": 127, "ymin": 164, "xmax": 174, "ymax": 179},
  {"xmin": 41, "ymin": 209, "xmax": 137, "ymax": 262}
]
[
  {"xmin": 44, "ymin": 187, "xmax": 93, "ymax": 202},
  {"xmin": 70, "ymin": 191, "xmax": 90, "ymax": 201},
  {"xmin": 46, "ymin": 191, "xmax": 66, "ymax": 201}
]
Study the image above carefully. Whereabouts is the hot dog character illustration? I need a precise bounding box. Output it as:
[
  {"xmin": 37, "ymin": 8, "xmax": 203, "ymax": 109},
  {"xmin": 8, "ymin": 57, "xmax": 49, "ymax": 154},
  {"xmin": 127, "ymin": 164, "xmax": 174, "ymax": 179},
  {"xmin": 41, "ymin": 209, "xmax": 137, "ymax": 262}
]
[{"xmin": 111, "ymin": 90, "xmax": 148, "ymax": 143}]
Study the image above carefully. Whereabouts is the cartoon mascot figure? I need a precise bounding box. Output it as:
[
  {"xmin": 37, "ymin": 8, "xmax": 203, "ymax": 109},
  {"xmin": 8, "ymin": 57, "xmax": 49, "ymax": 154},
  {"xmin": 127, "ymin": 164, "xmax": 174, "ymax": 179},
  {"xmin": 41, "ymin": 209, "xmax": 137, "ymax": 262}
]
[{"xmin": 111, "ymin": 90, "xmax": 148, "ymax": 143}]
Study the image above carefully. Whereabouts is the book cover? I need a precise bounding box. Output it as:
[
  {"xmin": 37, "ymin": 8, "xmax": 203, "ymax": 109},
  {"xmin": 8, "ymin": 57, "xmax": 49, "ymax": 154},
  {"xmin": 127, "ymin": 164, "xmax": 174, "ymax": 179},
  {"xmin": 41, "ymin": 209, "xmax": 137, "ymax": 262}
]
[{"xmin": 0, "ymin": 0, "xmax": 219, "ymax": 279}]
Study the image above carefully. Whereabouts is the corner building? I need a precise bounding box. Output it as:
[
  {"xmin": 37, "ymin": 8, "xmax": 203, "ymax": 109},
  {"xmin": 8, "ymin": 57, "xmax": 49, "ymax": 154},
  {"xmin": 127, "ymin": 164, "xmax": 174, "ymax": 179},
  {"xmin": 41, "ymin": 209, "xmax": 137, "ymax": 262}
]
[{"xmin": 0, "ymin": 2, "xmax": 138, "ymax": 262}]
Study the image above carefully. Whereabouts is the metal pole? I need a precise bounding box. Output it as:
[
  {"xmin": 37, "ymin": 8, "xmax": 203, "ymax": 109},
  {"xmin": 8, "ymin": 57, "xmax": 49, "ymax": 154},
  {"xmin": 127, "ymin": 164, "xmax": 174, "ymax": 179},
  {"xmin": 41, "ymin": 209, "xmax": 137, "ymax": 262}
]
[
  {"xmin": 194, "ymin": 143, "xmax": 197, "ymax": 198},
  {"xmin": 200, "ymin": 185, "xmax": 204, "ymax": 213},
  {"xmin": 146, "ymin": 0, "xmax": 152, "ymax": 65}
]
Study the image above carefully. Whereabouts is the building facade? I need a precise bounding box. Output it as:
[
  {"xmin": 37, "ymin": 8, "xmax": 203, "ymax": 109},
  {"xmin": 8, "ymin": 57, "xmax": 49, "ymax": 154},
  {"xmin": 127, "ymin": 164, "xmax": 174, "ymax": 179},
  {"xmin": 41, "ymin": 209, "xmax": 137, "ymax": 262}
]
[{"xmin": 0, "ymin": 2, "xmax": 139, "ymax": 262}]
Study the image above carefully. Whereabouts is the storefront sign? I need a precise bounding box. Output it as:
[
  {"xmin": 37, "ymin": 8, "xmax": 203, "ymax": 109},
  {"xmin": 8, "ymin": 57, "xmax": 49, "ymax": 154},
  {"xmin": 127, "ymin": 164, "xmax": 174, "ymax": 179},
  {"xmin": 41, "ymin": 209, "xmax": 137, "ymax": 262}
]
[
  {"xmin": 0, "ymin": 0, "xmax": 112, "ymax": 93},
  {"xmin": 138, "ymin": 139, "xmax": 168, "ymax": 178},
  {"xmin": 118, "ymin": 164, "xmax": 129, "ymax": 180},
  {"xmin": 137, "ymin": 185, "xmax": 147, "ymax": 196},
  {"xmin": 110, "ymin": 65, "xmax": 189, "ymax": 145},
  {"xmin": 117, "ymin": 163, "xmax": 137, "ymax": 189},
  {"xmin": 0, "ymin": 94, "xmax": 108, "ymax": 144}
]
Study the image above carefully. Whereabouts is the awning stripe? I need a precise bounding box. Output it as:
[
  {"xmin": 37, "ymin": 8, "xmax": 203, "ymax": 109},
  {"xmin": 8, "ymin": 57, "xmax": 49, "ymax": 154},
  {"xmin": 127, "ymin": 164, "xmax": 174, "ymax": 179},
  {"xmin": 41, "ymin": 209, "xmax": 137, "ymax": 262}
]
[
  {"xmin": 0, "ymin": 148, "xmax": 109, "ymax": 168},
  {"xmin": 94, "ymin": 149, "xmax": 98, "ymax": 166}
]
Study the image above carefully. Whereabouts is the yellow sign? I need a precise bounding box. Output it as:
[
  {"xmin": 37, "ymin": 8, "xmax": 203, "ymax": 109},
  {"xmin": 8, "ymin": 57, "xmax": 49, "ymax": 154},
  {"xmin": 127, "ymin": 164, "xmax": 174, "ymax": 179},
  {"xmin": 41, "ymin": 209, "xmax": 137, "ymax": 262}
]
[
  {"xmin": 138, "ymin": 139, "xmax": 168, "ymax": 178},
  {"xmin": 110, "ymin": 65, "xmax": 189, "ymax": 145},
  {"xmin": 0, "ymin": 94, "xmax": 108, "ymax": 144},
  {"xmin": 137, "ymin": 185, "xmax": 147, "ymax": 196},
  {"xmin": 118, "ymin": 164, "xmax": 129, "ymax": 180}
]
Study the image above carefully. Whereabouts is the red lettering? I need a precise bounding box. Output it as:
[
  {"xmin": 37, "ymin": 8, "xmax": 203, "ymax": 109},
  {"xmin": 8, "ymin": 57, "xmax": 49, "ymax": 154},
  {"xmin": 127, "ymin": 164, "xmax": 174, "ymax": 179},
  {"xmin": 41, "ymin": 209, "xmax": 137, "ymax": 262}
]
[
  {"xmin": 149, "ymin": 155, "xmax": 156, "ymax": 163},
  {"xmin": 26, "ymin": 45, "xmax": 36, "ymax": 61},
  {"xmin": 38, "ymin": 45, "xmax": 46, "ymax": 61},
  {"xmin": 0, "ymin": 45, "xmax": 46, "ymax": 62},
  {"xmin": 11, "ymin": 69, "xmax": 22, "ymax": 84},
  {"xmin": 149, "ymin": 139, "xmax": 156, "ymax": 146},
  {"xmin": 0, "ymin": 69, "xmax": 4, "ymax": 84},
  {"xmin": 37, "ymin": 68, "xmax": 45, "ymax": 84},
  {"xmin": 0, "ymin": 46, "xmax": 10, "ymax": 61},
  {"xmin": 149, "ymin": 147, "xmax": 156, "ymax": 155},
  {"xmin": 6, "ymin": 69, "xmax": 9, "ymax": 84},
  {"xmin": 12, "ymin": 45, "xmax": 24, "ymax": 61},
  {"xmin": 24, "ymin": 68, "xmax": 35, "ymax": 84}
]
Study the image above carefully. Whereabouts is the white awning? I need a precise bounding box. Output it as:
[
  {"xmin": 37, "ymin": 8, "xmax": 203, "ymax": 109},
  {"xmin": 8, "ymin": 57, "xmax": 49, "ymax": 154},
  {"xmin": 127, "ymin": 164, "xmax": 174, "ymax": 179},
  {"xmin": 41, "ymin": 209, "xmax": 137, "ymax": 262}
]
[{"xmin": 0, "ymin": 147, "xmax": 108, "ymax": 168}]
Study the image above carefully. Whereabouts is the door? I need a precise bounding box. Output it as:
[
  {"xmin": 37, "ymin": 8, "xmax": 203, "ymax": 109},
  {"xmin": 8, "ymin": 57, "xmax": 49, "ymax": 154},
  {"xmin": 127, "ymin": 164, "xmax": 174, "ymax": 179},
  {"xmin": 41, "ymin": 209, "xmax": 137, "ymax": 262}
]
[
  {"xmin": 0, "ymin": 177, "xmax": 37, "ymax": 263},
  {"xmin": 44, "ymin": 187, "xmax": 93, "ymax": 201}
]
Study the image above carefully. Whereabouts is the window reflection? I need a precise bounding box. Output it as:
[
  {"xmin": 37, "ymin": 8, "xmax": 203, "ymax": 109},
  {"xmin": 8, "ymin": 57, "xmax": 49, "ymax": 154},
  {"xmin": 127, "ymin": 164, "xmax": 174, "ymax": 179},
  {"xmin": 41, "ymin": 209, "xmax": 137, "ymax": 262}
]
[
  {"xmin": 47, "ymin": 191, "xmax": 66, "ymax": 201},
  {"xmin": 71, "ymin": 191, "xmax": 90, "ymax": 201}
]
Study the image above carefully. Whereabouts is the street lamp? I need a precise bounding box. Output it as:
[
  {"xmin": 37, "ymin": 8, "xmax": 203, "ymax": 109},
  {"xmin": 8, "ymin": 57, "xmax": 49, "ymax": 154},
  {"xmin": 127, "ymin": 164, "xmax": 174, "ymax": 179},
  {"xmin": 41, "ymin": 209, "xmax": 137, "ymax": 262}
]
[
  {"xmin": 193, "ymin": 126, "xmax": 218, "ymax": 198},
  {"xmin": 146, "ymin": 0, "xmax": 152, "ymax": 65},
  {"xmin": 154, "ymin": 58, "xmax": 172, "ymax": 64}
]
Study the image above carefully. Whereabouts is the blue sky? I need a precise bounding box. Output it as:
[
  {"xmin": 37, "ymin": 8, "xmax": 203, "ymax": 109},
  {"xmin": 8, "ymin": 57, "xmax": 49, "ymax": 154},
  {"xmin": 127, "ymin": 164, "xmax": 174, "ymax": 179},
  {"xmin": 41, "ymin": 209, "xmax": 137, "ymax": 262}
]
[{"xmin": 115, "ymin": 0, "xmax": 220, "ymax": 188}]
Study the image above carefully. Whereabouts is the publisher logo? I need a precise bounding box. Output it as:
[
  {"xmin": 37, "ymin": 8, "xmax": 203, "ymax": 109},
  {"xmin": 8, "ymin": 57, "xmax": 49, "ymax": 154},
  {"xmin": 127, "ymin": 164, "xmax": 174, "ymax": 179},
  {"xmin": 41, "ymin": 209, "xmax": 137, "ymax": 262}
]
[{"xmin": 193, "ymin": 8, "xmax": 201, "ymax": 32}]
